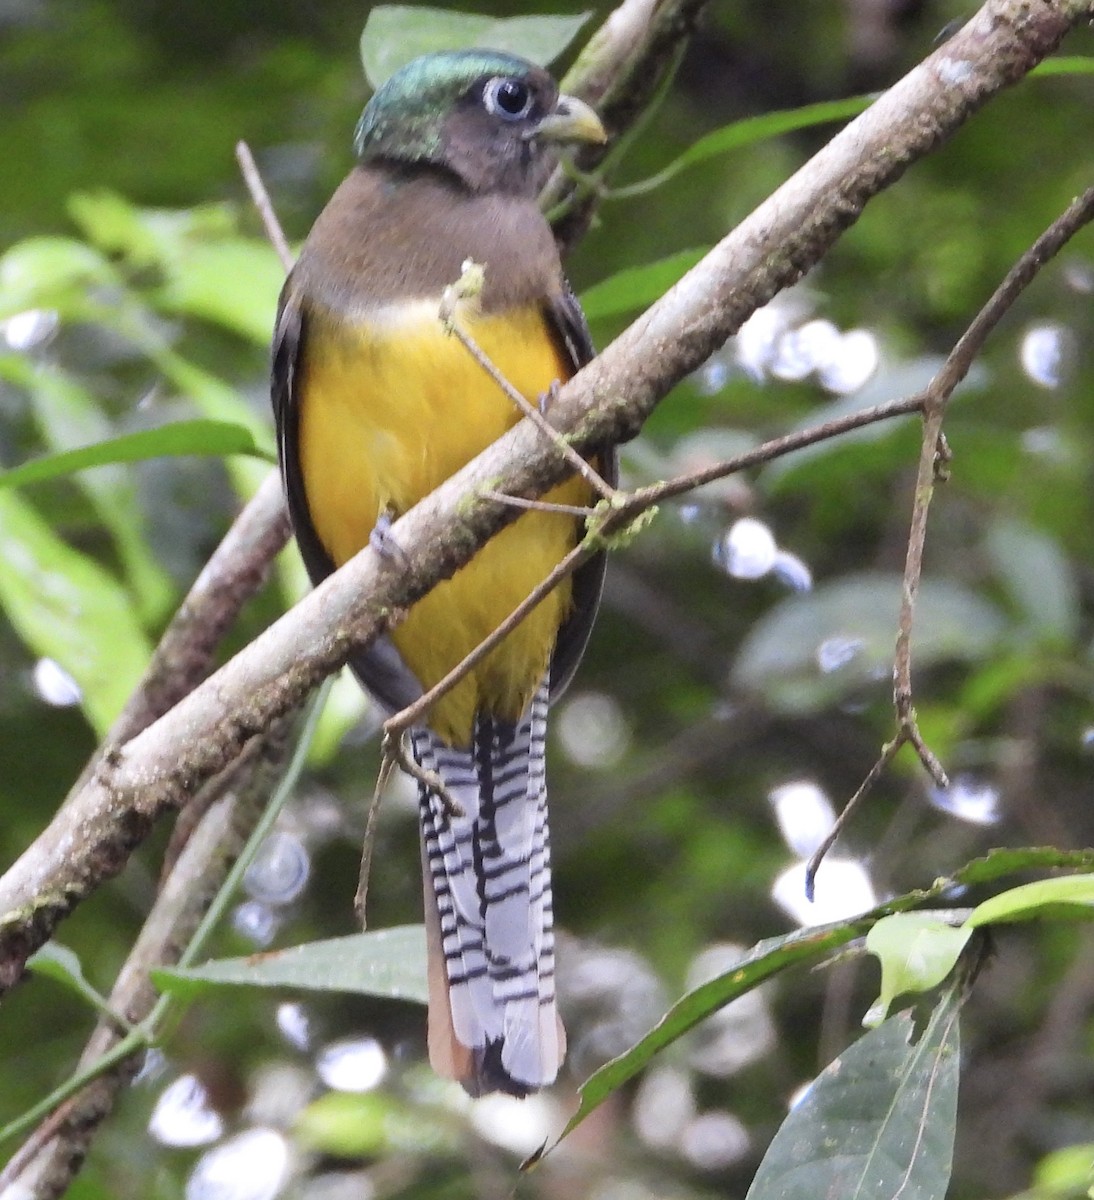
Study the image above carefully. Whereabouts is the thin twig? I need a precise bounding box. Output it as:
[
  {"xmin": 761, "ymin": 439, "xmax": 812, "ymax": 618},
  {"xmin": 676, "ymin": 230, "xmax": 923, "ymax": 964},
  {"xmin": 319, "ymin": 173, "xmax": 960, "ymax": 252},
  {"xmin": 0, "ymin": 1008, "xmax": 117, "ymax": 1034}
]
[
  {"xmin": 440, "ymin": 267, "xmax": 615, "ymax": 501},
  {"xmin": 626, "ymin": 393, "xmax": 925, "ymax": 509},
  {"xmin": 371, "ymin": 359, "xmax": 989, "ymax": 891},
  {"xmin": 383, "ymin": 540, "xmax": 594, "ymax": 740},
  {"xmin": 382, "ymin": 730, "xmax": 465, "ymax": 820},
  {"xmin": 378, "ymin": 389, "xmax": 939, "ymax": 855},
  {"xmin": 354, "ymin": 753, "xmax": 397, "ymax": 925},
  {"xmin": 236, "ymin": 140, "xmax": 294, "ymax": 272},
  {"xmin": 808, "ymin": 184, "xmax": 1094, "ymax": 889},
  {"xmin": 805, "ymin": 734, "xmax": 907, "ymax": 899},
  {"xmin": 895, "ymin": 184, "xmax": 1094, "ymax": 755},
  {"xmin": 893, "ymin": 398, "xmax": 948, "ymax": 758},
  {"xmin": 937, "ymin": 186, "xmax": 1094, "ymax": 398},
  {"xmin": 907, "ymin": 724, "xmax": 949, "ymax": 785},
  {"xmin": 479, "ymin": 489, "xmax": 596, "ymax": 518}
]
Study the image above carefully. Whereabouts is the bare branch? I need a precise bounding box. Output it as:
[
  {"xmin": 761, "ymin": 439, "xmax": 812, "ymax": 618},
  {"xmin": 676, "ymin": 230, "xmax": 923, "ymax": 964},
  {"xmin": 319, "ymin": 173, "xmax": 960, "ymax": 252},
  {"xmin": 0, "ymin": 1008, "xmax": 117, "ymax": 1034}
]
[
  {"xmin": 805, "ymin": 735, "xmax": 907, "ymax": 899},
  {"xmin": 932, "ymin": 185, "xmax": 1094, "ymax": 401},
  {"xmin": 548, "ymin": 0, "xmax": 710, "ymax": 249},
  {"xmin": 1, "ymin": 712, "xmax": 301, "ymax": 1196},
  {"xmin": 894, "ymin": 184, "xmax": 1094, "ymax": 763},
  {"xmin": 354, "ymin": 753, "xmax": 398, "ymax": 925},
  {"xmin": 60, "ymin": 471, "xmax": 290, "ymax": 808},
  {"xmin": 806, "ymin": 183, "xmax": 1094, "ymax": 890},
  {"xmin": 478, "ymin": 490, "xmax": 598, "ymax": 517},
  {"xmin": 236, "ymin": 140, "xmax": 294, "ymax": 272},
  {"xmin": 627, "ymin": 393, "xmax": 925, "ymax": 508}
]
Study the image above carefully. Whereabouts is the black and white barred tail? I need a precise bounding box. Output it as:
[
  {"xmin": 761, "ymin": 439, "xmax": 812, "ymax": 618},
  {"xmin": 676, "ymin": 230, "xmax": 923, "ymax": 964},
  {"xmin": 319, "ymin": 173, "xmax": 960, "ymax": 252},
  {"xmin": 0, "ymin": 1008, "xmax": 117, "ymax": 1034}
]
[{"xmin": 412, "ymin": 679, "xmax": 564, "ymax": 1097}]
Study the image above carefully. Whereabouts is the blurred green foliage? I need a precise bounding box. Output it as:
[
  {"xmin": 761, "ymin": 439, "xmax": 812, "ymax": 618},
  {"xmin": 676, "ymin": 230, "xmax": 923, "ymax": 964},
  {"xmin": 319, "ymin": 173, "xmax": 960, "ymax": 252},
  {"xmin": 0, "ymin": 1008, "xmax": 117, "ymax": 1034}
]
[{"xmin": 2, "ymin": 1, "xmax": 1094, "ymax": 1197}]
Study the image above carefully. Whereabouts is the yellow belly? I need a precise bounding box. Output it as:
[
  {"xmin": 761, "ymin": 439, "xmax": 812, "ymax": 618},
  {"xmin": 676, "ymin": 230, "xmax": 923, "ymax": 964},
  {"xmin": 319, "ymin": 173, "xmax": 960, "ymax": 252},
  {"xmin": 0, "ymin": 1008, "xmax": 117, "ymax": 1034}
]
[{"xmin": 297, "ymin": 299, "xmax": 589, "ymax": 745}]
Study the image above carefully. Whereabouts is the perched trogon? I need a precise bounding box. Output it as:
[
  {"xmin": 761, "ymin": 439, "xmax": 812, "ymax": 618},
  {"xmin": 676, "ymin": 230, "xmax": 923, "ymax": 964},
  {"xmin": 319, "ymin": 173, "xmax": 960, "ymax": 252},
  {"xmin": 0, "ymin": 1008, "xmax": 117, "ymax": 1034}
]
[{"xmin": 271, "ymin": 50, "xmax": 613, "ymax": 1097}]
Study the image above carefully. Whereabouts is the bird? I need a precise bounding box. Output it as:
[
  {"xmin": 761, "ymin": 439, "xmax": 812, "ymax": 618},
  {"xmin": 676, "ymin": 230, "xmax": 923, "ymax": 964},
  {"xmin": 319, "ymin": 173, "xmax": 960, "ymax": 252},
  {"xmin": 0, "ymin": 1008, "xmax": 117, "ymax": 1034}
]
[{"xmin": 271, "ymin": 49, "xmax": 613, "ymax": 1097}]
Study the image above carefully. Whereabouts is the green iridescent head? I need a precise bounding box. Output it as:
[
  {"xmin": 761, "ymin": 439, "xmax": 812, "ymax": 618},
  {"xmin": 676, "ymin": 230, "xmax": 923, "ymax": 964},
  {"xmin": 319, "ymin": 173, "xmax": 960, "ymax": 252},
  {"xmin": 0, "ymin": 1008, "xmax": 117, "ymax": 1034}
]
[{"xmin": 352, "ymin": 49, "xmax": 606, "ymax": 195}]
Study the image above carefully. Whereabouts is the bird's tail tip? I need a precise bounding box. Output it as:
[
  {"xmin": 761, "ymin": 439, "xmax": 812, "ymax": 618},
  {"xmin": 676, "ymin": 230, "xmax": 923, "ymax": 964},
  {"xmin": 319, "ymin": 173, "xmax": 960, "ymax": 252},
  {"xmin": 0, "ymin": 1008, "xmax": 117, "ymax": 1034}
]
[{"xmin": 416, "ymin": 680, "xmax": 564, "ymax": 1097}]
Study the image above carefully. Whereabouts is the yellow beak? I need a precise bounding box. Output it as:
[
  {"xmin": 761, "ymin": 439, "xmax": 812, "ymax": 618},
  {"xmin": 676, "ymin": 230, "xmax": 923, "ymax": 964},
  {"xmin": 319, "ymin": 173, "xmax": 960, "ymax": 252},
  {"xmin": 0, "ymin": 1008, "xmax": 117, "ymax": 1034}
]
[{"xmin": 533, "ymin": 93, "xmax": 608, "ymax": 146}]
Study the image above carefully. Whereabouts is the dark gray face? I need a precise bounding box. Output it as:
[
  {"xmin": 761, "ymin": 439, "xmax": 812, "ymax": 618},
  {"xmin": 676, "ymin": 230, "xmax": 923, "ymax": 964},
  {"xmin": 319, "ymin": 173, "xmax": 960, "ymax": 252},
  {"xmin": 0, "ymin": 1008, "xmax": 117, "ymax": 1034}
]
[
  {"xmin": 353, "ymin": 50, "xmax": 562, "ymax": 197},
  {"xmin": 436, "ymin": 66, "xmax": 562, "ymax": 196}
]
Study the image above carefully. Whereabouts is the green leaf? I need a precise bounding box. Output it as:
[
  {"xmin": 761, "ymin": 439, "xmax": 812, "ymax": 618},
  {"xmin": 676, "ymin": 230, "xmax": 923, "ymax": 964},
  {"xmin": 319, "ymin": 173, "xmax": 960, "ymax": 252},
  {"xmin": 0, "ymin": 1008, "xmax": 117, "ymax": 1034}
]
[
  {"xmin": 152, "ymin": 926, "xmax": 429, "ymax": 1004},
  {"xmin": 611, "ymin": 96, "xmax": 874, "ymax": 200},
  {"xmin": 68, "ymin": 190, "xmax": 169, "ymax": 266},
  {"xmin": 553, "ymin": 847, "xmax": 1094, "ymax": 1148},
  {"xmin": 957, "ymin": 653, "xmax": 1054, "ymax": 724},
  {"xmin": 296, "ymin": 1092, "xmax": 459, "ymax": 1157},
  {"xmin": 967, "ymin": 874, "xmax": 1094, "ymax": 928},
  {"xmin": 0, "ymin": 356, "xmax": 175, "ymax": 624},
  {"xmin": 865, "ymin": 914, "xmax": 973, "ymax": 1021},
  {"xmin": 360, "ymin": 7, "xmax": 591, "ymax": 87},
  {"xmin": 67, "ymin": 193, "xmax": 284, "ymax": 344},
  {"xmin": 0, "ymin": 489, "xmax": 152, "ymax": 733},
  {"xmin": 948, "ymin": 847, "xmax": 1094, "ymax": 886},
  {"xmin": 733, "ymin": 572, "xmax": 1005, "ymax": 713},
  {"xmin": 0, "ymin": 236, "xmax": 114, "ymax": 319},
  {"xmin": 28, "ymin": 944, "xmax": 128, "ymax": 1025},
  {"xmin": 123, "ymin": 340, "xmax": 276, "ymax": 497},
  {"xmin": 14, "ymin": 256, "xmax": 268, "ymax": 472},
  {"xmin": 27, "ymin": 943, "xmax": 87, "ymax": 987},
  {"xmin": 148, "ymin": 345, "xmax": 270, "ymax": 440},
  {"xmin": 156, "ymin": 237, "xmax": 284, "ymax": 345},
  {"xmin": 68, "ymin": 191, "xmax": 237, "ymax": 264},
  {"xmin": 1030, "ymin": 56, "xmax": 1094, "ymax": 77},
  {"xmin": 746, "ymin": 997, "xmax": 960, "ymax": 1200},
  {"xmin": 1032, "ymin": 1142, "xmax": 1094, "ymax": 1192},
  {"xmin": 558, "ymin": 918, "xmax": 878, "ymax": 1146},
  {"xmin": 984, "ymin": 517, "xmax": 1078, "ymax": 645},
  {"xmin": 0, "ymin": 419, "xmax": 274, "ymax": 491},
  {"xmin": 580, "ymin": 248, "xmax": 708, "ymax": 321}
]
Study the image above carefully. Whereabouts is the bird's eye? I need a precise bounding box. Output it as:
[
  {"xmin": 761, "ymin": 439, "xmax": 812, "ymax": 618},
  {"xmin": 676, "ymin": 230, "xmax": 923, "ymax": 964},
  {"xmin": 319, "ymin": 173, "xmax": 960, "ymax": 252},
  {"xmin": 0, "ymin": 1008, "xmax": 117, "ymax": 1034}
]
[{"xmin": 483, "ymin": 76, "xmax": 534, "ymax": 121}]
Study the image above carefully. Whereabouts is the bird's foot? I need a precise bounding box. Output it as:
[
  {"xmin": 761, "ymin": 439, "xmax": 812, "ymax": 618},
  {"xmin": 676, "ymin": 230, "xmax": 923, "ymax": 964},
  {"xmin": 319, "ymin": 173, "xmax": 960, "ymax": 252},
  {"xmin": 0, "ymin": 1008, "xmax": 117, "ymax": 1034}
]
[
  {"xmin": 537, "ymin": 378, "xmax": 562, "ymax": 415},
  {"xmin": 370, "ymin": 510, "xmax": 409, "ymax": 565}
]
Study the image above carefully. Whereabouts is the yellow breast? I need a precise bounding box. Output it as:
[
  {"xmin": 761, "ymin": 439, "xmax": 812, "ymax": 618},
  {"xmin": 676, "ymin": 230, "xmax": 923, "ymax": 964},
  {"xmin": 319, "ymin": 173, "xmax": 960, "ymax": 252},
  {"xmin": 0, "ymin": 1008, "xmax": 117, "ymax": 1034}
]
[{"xmin": 297, "ymin": 299, "xmax": 589, "ymax": 745}]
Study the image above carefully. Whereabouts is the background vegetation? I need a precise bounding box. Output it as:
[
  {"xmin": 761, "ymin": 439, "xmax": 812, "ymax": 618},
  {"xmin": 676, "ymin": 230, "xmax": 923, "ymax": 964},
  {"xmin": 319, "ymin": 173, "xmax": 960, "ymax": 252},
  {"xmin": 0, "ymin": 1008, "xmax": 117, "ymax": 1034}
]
[{"xmin": 2, "ymin": 0, "xmax": 1094, "ymax": 1196}]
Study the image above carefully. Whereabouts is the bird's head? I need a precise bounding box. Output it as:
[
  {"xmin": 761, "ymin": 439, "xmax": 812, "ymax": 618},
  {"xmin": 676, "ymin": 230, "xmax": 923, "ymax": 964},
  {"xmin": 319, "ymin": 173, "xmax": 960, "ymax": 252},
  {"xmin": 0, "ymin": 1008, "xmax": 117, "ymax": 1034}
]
[{"xmin": 353, "ymin": 50, "xmax": 606, "ymax": 196}]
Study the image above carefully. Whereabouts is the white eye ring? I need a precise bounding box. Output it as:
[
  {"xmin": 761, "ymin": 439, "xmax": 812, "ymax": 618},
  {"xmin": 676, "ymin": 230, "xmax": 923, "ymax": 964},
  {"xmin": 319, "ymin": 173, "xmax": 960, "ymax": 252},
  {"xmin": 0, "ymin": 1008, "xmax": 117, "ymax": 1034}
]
[{"xmin": 483, "ymin": 76, "xmax": 534, "ymax": 122}]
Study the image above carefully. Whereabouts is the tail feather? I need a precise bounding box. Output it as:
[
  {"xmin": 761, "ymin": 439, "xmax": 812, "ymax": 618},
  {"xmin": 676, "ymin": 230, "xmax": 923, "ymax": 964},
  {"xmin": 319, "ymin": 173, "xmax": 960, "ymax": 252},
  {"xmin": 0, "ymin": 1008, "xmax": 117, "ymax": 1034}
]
[{"xmin": 413, "ymin": 680, "xmax": 563, "ymax": 1096}]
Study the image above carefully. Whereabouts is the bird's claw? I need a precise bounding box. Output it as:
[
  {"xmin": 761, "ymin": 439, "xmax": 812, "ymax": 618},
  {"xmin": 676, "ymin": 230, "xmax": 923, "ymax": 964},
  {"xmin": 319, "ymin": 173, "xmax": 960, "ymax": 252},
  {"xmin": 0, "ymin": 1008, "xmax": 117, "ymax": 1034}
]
[
  {"xmin": 370, "ymin": 509, "xmax": 409, "ymax": 565},
  {"xmin": 537, "ymin": 378, "xmax": 562, "ymax": 415}
]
